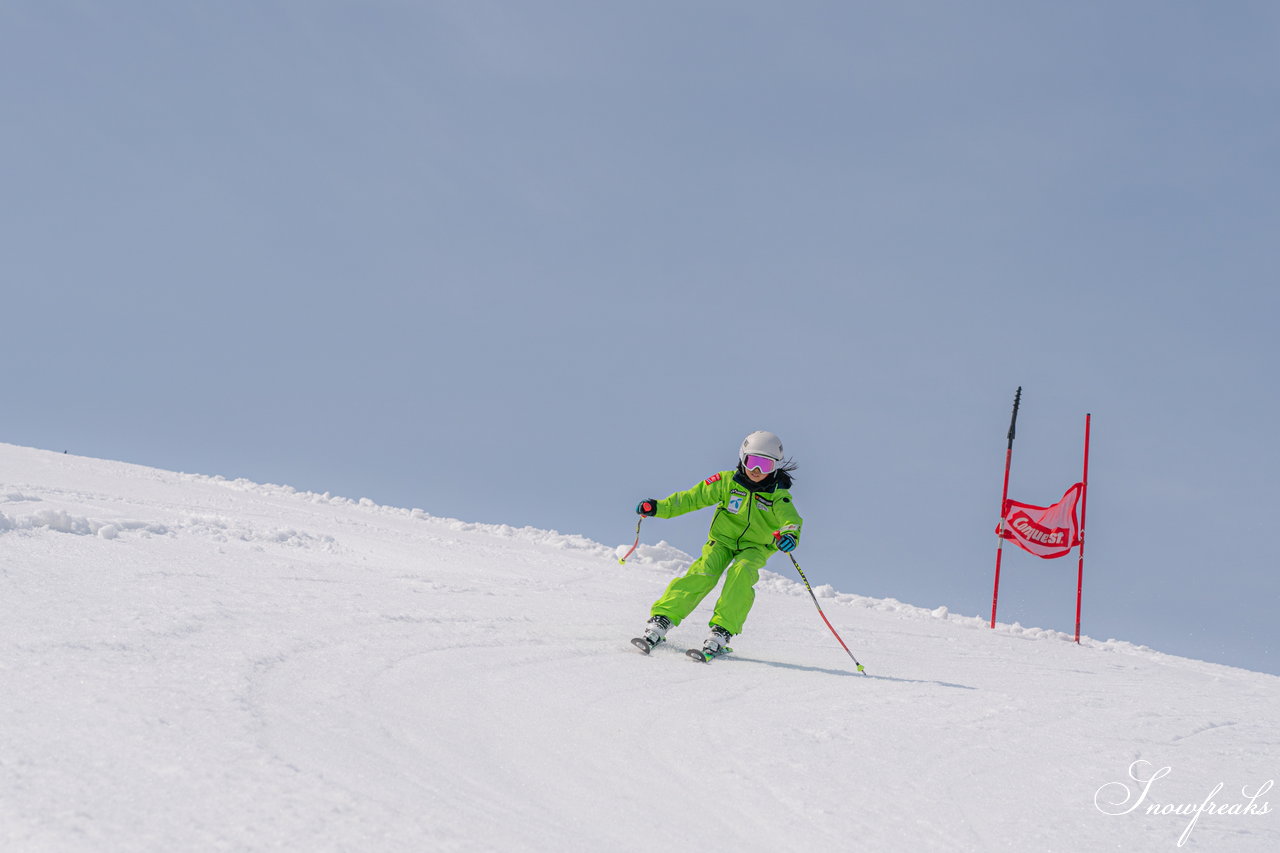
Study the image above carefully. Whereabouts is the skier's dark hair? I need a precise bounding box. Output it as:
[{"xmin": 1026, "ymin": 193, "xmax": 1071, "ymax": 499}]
[{"xmin": 776, "ymin": 457, "xmax": 798, "ymax": 481}]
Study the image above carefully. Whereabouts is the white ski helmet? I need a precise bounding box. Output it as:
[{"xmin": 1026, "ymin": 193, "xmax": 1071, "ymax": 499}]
[{"xmin": 739, "ymin": 430, "xmax": 784, "ymax": 465}]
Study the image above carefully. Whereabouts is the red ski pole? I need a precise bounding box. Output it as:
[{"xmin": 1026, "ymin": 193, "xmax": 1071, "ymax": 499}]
[
  {"xmin": 778, "ymin": 536, "xmax": 866, "ymax": 675},
  {"xmin": 618, "ymin": 516, "xmax": 645, "ymax": 564}
]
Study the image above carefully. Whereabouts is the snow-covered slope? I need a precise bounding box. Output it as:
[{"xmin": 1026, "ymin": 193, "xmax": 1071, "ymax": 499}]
[{"xmin": 1, "ymin": 443, "xmax": 1275, "ymax": 852}]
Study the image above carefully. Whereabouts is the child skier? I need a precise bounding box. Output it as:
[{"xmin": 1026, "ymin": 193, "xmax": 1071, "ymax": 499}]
[{"xmin": 631, "ymin": 430, "xmax": 802, "ymax": 659}]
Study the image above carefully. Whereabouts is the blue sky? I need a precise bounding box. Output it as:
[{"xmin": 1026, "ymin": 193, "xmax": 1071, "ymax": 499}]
[{"xmin": 4, "ymin": 2, "xmax": 1278, "ymax": 674}]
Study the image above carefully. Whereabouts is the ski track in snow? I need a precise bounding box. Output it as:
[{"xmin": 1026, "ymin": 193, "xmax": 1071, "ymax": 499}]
[{"xmin": 1, "ymin": 443, "xmax": 1276, "ymax": 852}]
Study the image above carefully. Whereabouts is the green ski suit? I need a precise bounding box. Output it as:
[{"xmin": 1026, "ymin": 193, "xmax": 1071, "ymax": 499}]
[{"xmin": 650, "ymin": 469, "xmax": 803, "ymax": 636}]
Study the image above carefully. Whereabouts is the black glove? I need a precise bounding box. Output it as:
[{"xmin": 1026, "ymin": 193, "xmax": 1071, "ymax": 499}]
[
  {"xmin": 636, "ymin": 499, "xmax": 658, "ymax": 517},
  {"xmin": 774, "ymin": 531, "xmax": 797, "ymax": 552}
]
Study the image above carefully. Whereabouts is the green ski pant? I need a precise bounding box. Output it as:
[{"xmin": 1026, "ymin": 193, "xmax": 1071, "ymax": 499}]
[{"xmin": 650, "ymin": 539, "xmax": 771, "ymax": 636}]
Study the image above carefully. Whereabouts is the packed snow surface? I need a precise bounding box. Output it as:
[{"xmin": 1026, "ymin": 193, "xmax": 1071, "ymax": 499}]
[{"xmin": 1, "ymin": 443, "xmax": 1276, "ymax": 852}]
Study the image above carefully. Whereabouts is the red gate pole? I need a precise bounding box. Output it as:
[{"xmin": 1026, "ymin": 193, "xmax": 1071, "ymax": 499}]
[
  {"xmin": 991, "ymin": 387, "xmax": 1022, "ymax": 629},
  {"xmin": 1074, "ymin": 413, "xmax": 1092, "ymax": 643}
]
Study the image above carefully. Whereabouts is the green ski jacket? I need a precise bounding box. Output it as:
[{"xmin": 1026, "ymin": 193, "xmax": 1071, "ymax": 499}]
[{"xmin": 656, "ymin": 470, "xmax": 803, "ymax": 551}]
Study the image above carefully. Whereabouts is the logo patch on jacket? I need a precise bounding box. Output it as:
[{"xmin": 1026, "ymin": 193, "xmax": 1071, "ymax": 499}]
[
  {"xmin": 704, "ymin": 473, "xmax": 722, "ymax": 485},
  {"xmin": 755, "ymin": 496, "xmax": 774, "ymax": 511},
  {"xmin": 727, "ymin": 489, "xmax": 747, "ymax": 514}
]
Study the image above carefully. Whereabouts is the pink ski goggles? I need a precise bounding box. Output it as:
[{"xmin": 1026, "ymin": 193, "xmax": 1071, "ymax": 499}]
[{"xmin": 743, "ymin": 454, "xmax": 779, "ymax": 474}]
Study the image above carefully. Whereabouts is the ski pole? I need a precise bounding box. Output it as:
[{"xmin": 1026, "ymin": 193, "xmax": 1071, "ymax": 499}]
[
  {"xmin": 618, "ymin": 516, "xmax": 644, "ymax": 564},
  {"xmin": 779, "ymin": 541, "xmax": 867, "ymax": 674}
]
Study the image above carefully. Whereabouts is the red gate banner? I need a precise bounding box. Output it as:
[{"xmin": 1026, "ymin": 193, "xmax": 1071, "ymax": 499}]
[{"xmin": 997, "ymin": 483, "xmax": 1084, "ymax": 559}]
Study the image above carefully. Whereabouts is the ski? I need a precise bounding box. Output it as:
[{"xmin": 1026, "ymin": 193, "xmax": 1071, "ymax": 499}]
[
  {"xmin": 631, "ymin": 636, "xmax": 662, "ymax": 654},
  {"xmin": 686, "ymin": 645, "xmax": 732, "ymax": 663}
]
